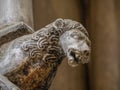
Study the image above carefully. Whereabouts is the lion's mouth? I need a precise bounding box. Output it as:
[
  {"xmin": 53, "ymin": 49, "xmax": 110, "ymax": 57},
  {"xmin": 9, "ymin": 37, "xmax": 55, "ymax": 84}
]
[{"xmin": 67, "ymin": 48, "xmax": 90, "ymax": 67}]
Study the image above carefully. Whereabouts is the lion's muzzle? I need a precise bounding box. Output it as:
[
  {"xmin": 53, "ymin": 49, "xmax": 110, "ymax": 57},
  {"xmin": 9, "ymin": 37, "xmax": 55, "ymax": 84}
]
[{"xmin": 67, "ymin": 48, "xmax": 90, "ymax": 67}]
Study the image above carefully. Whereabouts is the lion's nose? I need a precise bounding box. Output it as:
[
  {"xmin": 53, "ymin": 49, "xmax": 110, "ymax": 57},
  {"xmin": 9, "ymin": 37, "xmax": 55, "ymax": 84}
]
[{"xmin": 83, "ymin": 50, "xmax": 90, "ymax": 56}]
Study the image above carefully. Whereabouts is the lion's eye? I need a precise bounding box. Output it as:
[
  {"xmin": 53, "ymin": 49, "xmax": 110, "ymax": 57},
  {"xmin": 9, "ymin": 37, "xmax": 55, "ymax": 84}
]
[
  {"xmin": 70, "ymin": 32, "xmax": 84, "ymax": 40},
  {"xmin": 72, "ymin": 35, "xmax": 79, "ymax": 39}
]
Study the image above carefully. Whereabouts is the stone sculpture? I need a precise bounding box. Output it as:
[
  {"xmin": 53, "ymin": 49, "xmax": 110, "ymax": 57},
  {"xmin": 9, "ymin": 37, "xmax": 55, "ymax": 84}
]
[{"xmin": 0, "ymin": 19, "xmax": 91, "ymax": 90}]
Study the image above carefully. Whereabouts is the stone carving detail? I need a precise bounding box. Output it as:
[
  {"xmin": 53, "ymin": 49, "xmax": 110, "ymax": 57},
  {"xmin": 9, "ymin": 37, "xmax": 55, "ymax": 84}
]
[{"xmin": 0, "ymin": 19, "xmax": 91, "ymax": 90}]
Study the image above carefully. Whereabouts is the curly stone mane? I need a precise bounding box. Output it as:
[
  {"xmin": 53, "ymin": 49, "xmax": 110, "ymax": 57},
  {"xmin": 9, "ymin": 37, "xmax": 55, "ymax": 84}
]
[{"xmin": 21, "ymin": 19, "xmax": 88, "ymax": 62}]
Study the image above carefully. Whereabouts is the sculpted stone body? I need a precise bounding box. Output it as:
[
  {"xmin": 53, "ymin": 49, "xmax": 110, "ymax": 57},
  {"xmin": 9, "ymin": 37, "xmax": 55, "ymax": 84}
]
[{"xmin": 0, "ymin": 19, "xmax": 91, "ymax": 90}]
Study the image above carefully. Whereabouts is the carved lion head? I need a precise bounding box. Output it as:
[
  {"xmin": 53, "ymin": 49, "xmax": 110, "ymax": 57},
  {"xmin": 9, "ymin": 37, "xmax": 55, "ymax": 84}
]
[{"xmin": 53, "ymin": 19, "xmax": 91, "ymax": 67}]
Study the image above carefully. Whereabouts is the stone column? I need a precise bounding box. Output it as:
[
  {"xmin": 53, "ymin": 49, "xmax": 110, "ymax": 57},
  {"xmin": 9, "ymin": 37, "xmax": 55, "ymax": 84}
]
[
  {"xmin": 0, "ymin": 0, "xmax": 33, "ymax": 28},
  {"xmin": 88, "ymin": 0, "xmax": 119, "ymax": 90},
  {"xmin": 0, "ymin": 0, "xmax": 34, "ymax": 46}
]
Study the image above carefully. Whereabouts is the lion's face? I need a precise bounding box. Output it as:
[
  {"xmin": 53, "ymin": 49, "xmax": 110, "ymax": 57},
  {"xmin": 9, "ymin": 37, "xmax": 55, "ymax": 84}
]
[{"xmin": 60, "ymin": 29, "xmax": 91, "ymax": 67}]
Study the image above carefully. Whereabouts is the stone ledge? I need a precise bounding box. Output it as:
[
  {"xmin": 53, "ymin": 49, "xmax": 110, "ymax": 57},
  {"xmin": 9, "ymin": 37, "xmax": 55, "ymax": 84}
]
[
  {"xmin": 0, "ymin": 22, "xmax": 34, "ymax": 46},
  {"xmin": 0, "ymin": 74, "xmax": 20, "ymax": 90}
]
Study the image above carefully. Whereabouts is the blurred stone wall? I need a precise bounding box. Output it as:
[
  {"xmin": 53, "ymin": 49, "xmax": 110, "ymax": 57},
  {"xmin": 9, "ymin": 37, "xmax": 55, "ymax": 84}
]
[{"xmin": 88, "ymin": 0, "xmax": 120, "ymax": 90}]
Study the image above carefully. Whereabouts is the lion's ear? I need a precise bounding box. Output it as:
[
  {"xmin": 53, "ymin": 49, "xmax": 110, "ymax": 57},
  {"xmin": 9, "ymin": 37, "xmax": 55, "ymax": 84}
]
[
  {"xmin": 80, "ymin": 28, "xmax": 89, "ymax": 37},
  {"xmin": 53, "ymin": 18, "xmax": 65, "ymax": 29}
]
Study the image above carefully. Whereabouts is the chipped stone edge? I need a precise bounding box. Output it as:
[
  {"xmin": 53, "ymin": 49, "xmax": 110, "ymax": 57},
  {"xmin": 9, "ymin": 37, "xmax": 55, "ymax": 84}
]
[{"xmin": 0, "ymin": 74, "xmax": 20, "ymax": 90}]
